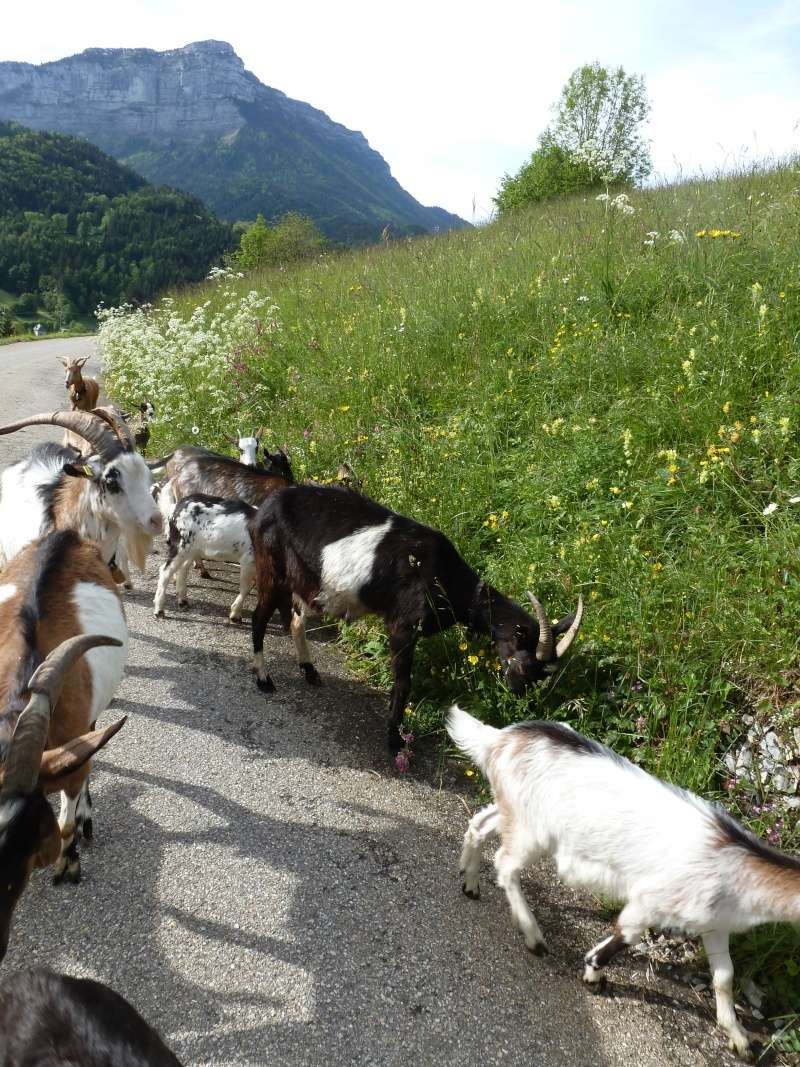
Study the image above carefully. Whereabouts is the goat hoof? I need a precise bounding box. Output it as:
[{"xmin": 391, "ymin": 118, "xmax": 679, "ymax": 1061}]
[
  {"xmin": 256, "ymin": 675, "xmax": 276, "ymax": 694},
  {"xmin": 461, "ymin": 883, "xmax": 480, "ymax": 900},
  {"xmin": 301, "ymin": 663, "xmax": 321, "ymax": 686},
  {"xmin": 81, "ymin": 818, "xmax": 93, "ymax": 841},
  {"xmin": 228, "ymin": 614, "xmax": 242, "ymax": 625},
  {"xmin": 53, "ymin": 858, "xmax": 81, "ymax": 886},
  {"xmin": 584, "ymin": 973, "xmax": 608, "ymax": 994},
  {"xmin": 177, "ymin": 598, "xmax": 189, "ymax": 609},
  {"xmin": 528, "ymin": 941, "xmax": 549, "ymax": 957},
  {"xmin": 154, "ymin": 608, "xmax": 165, "ymax": 619},
  {"xmin": 123, "ymin": 581, "xmax": 133, "ymax": 591}
]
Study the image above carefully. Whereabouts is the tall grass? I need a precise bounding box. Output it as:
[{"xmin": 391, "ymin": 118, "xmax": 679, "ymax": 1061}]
[{"xmin": 102, "ymin": 161, "xmax": 800, "ymax": 1016}]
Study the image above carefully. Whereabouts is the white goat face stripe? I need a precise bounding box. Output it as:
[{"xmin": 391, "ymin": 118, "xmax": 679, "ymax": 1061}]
[
  {"xmin": 0, "ymin": 583, "xmax": 17, "ymax": 606},
  {"xmin": 238, "ymin": 437, "xmax": 259, "ymax": 466},
  {"xmin": 101, "ymin": 454, "xmax": 161, "ymax": 535},
  {"xmin": 319, "ymin": 519, "xmax": 393, "ymax": 618}
]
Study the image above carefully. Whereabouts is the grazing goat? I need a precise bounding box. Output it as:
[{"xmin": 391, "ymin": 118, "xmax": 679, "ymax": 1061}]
[
  {"xmin": 0, "ymin": 530, "xmax": 128, "ymax": 910},
  {"xmin": 0, "ymin": 970, "xmax": 182, "ymax": 1065},
  {"xmin": 153, "ymin": 495, "xmax": 257, "ymax": 622},
  {"xmin": 249, "ymin": 485, "xmax": 583, "ymax": 752},
  {"xmin": 447, "ymin": 706, "xmax": 800, "ymax": 1061},
  {"xmin": 223, "ymin": 429, "xmax": 267, "ymax": 468},
  {"xmin": 0, "ymin": 409, "xmax": 162, "ymax": 575}
]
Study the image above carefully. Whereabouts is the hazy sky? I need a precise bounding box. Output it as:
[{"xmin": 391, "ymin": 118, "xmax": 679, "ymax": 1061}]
[{"xmin": 3, "ymin": 0, "xmax": 799, "ymax": 221}]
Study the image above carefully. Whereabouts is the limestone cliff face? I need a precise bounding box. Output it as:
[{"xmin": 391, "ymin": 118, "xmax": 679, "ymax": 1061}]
[{"xmin": 0, "ymin": 41, "xmax": 465, "ymax": 241}]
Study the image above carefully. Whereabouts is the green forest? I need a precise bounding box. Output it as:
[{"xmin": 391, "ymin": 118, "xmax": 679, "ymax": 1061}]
[{"xmin": 0, "ymin": 122, "xmax": 233, "ymax": 325}]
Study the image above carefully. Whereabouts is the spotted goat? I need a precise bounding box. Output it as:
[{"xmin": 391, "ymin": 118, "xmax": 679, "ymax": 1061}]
[
  {"xmin": 0, "ymin": 530, "xmax": 128, "ymax": 957},
  {"xmin": 249, "ymin": 485, "xmax": 583, "ymax": 752},
  {"xmin": 153, "ymin": 495, "xmax": 257, "ymax": 622},
  {"xmin": 447, "ymin": 705, "xmax": 800, "ymax": 1062}
]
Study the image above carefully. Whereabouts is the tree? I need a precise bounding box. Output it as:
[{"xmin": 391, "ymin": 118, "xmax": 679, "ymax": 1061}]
[
  {"xmin": 0, "ymin": 305, "xmax": 14, "ymax": 337},
  {"xmin": 495, "ymin": 137, "xmax": 600, "ymax": 212},
  {"xmin": 494, "ymin": 63, "xmax": 650, "ymax": 213},
  {"xmin": 232, "ymin": 212, "xmax": 325, "ymax": 271},
  {"xmin": 551, "ymin": 63, "xmax": 651, "ymax": 184}
]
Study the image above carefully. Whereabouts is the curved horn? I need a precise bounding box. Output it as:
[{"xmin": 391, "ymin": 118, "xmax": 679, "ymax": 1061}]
[
  {"xmin": 90, "ymin": 406, "xmax": 135, "ymax": 451},
  {"xmin": 1, "ymin": 634, "xmax": 123, "ymax": 796},
  {"xmin": 0, "ymin": 411, "xmax": 122, "ymax": 461},
  {"xmin": 555, "ymin": 595, "xmax": 584, "ymax": 659},
  {"xmin": 527, "ymin": 592, "xmax": 554, "ymax": 663}
]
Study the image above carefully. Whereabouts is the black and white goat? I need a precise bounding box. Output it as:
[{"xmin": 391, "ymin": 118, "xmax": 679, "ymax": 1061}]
[
  {"xmin": 0, "ymin": 409, "xmax": 162, "ymax": 577},
  {"xmin": 0, "ymin": 970, "xmax": 182, "ymax": 1066},
  {"xmin": 447, "ymin": 706, "xmax": 800, "ymax": 1061},
  {"xmin": 249, "ymin": 485, "xmax": 583, "ymax": 752},
  {"xmin": 0, "ymin": 529, "xmax": 128, "ymax": 917},
  {"xmin": 153, "ymin": 495, "xmax": 257, "ymax": 622}
]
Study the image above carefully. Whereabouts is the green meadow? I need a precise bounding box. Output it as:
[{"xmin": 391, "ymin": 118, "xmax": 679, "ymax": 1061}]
[{"xmin": 102, "ymin": 161, "xmax": 800, "ymax": 1026}]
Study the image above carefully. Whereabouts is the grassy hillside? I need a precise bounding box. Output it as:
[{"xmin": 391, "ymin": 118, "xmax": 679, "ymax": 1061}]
[{"xmin": 102, "ymin": 162, "xmax": 800, "ymax": 1026}]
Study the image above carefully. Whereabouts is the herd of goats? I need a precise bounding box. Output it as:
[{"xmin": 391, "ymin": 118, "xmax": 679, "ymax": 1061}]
[{"xmin": 0, "ymin": 352, "xmax": 795, "ymax": 1064}]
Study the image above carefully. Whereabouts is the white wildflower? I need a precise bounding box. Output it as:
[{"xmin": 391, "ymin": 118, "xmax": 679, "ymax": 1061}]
[
  {"xmin": 762, "ymin": 502, "xmax": 779, "ymax": 516},
  {"xmin": 646, "ymin": 231, "xmax": 659, "ymax": 239},
  {"xmin": 668, "ymin": 229, "xmax": 686, "ymax": 244},
  {"xmin": 595, "ymin": 192, "xmax": 609, "ymax": 202},
  {"xmin": 788, "ymin": 496, "xmax": 800, "ymax": 505},
  {"xmin": 577, "ymin": 295, "xmax": 589, "ymax": 302}
]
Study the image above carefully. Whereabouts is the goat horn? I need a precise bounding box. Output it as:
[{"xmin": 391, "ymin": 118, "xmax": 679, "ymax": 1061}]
[
  {"xmin": 1, "ymin": 635, "xmax": 123, "ymax": 796},
  {"xmin": 527, "ymin": 592, "xmax": 554, "ymax": 662},
  {"xmin": 90, "ymin": 407, "xmax": 135, "ymax": 451},
  {"xmin": 556, "ymin": 595, "xmax": 584, "ymax": 659},
  {"xmin": 0, "ymin": 411, "xmax": 122, "ymax": 461}
]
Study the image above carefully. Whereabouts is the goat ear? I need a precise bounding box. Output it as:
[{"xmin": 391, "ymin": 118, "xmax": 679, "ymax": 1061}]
[
  {"xmin": 224, "ymin": 434, "xmax": 238, "ymax": 447},
  {"xmin": 255, "ymin": 428, "xmax": 264, "ymax": 442},
  {"xmin": 62, "ymin": 462, "xmax": 98, "ymax": 481},
  {"xmin": 37, "ymin": 717, "xmax": 127, "ymax": 791}
]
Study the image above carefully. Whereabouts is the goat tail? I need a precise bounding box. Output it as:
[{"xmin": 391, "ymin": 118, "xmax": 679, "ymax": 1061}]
[
  {"xmin": 146, "ymin": 452, "xmax": 174, "ymax": 471},
  {"xmin": 446, "ymin": 705, "xmax": 499, "ymax": 774}
]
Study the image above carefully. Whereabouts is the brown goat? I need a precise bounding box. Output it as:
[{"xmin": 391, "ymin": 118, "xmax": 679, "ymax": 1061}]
[
  {"xmin": 60, "ymin": 356, "xmax": 100, "ymax": 451},
  {"xmin": 0, "ymin": 529, "xmax": 128, "ymax": 918}
]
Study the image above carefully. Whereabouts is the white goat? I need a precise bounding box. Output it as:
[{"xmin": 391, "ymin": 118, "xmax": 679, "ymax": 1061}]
[
  {"xmin": 153, "ymin": 495, "xmax": 256, "ymax": 622},
  {"xmin": 447, "ymin": 705, "xmax": 800, "ymax": 1061}
]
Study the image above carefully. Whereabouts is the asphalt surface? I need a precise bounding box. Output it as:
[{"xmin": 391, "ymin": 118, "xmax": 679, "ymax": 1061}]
[{"xmin": 0, "ymin": 336, "xmax": 741, "ymax": 1066}]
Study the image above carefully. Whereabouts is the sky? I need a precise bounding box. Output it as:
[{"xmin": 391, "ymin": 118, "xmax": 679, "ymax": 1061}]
[{"xmin": 2, "ymin": 0, "xmax": 799, "ymax": 222}]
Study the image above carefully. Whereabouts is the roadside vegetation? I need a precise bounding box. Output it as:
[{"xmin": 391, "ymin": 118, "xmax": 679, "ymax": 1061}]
[{"xmin": 101, "ymin": 158, "xmax": 800, "ymax": 1027}]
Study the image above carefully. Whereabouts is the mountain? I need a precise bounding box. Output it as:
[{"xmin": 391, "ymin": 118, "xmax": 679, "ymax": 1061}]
[
  {"xmin": 0, "ymin": 41, "xmax": 467, "ymax": 243},
  {"xmin": 0, "ymin": 121, "xmax": 232, "ymax": 316}
]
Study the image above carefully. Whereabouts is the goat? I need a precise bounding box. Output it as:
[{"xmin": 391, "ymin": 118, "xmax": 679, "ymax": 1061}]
[
  {"xmin": 222, "ymin": 428, "xmax": 267, "ymax": 468},
  {"xmin": 151, "ymin": 444, "xmax": 292, "ymax": 580},
  {"xmin": 61, "ymin": 356, "xmax": 99, "ymax": 412},
  {"xmin": 0, "ymin": 533, "xmax": 128, "ymax": 954},
  {"xmin": 61, "ymin": 356, "xmax": 100, "ymax": 452},
  {"xmin": 447, "ymin": 706, "xmax": 800, "ymax": 1061},
  {"xmin": 0, "ymin": 409, "xmax": 162, "ymax": 578},
  {"xmin": 0, "ymin": 530, "xmax": 128, "ymax": 896},
  {"xmin": 122, "ymin": 400, "xmax": 156, "ymax": 455},
  {"xmin": 0, "ymin": 969, "xmax": 182, "ymax": 1065},
  {"xmin": 248, "ymin": 485, "xmax": 583, "ymax": 752},
  {"xmin": 153, "ymin": 495, "xmax": 257, "ymax": 622}
]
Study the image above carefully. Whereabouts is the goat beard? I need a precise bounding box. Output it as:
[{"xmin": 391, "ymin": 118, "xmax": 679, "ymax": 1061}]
[{"xmin": 125, "ymin": 528, "xmax": 155, "ymax": 573}]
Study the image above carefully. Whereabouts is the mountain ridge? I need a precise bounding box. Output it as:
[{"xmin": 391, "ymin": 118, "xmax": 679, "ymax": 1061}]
[{"xmin": 0, "ymin": 41, "xmax": 467, "ymax": 243}]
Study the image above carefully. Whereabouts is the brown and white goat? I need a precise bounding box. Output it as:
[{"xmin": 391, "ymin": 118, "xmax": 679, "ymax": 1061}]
[
  {"xmin": 248, "ymin": 485, "xmax": 583, "ymax": 753},
  {"xmin": 0, "ymin": 530, "xmax": 128, "ymax": 888},
  {"xmin": 447, "ymin": 706, "xmax": 800, "ymax": 1061},
  {"xmin": 0, "ymin": 409, "xmax": 161, "ymax": 580},
  {"xmin": 0, "ymin": 970, "xmax": 182, "ymax": 1066},
  {"xmin": 0, "ymin": 530, "xmax": 127, "ymax": 956}
]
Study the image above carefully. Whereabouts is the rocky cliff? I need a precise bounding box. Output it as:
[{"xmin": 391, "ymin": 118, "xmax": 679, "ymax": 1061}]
[{"xmin": 0, "ymin": 41, "xmax": 466, "ymax": 242}]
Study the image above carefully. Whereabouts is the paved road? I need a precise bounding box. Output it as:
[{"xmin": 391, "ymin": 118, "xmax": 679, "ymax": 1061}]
[{"xmin": 0, "ymin": 337, "xmax": 738, "ymax": 1065}]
